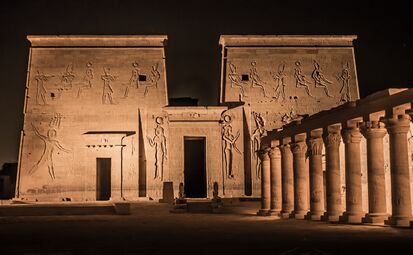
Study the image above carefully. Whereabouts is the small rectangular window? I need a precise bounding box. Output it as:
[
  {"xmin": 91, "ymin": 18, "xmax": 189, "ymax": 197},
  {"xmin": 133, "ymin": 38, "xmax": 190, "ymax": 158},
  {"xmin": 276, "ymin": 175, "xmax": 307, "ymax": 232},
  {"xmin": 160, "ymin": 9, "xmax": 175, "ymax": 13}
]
[
  {"xmin": 139, "ymin": 75, "xmax": 147, "ymax": 82},
  {"xmin": 241, "ymin": 74, "xmax": 249, "ymax": 81}
]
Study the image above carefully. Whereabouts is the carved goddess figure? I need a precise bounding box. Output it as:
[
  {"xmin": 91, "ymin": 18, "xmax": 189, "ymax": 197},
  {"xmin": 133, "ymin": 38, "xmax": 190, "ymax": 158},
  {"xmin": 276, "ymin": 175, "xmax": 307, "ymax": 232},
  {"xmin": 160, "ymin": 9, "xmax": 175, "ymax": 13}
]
[
  {"xmin": 77, "ymin": 62, "xmax": 94, "ymax": 98},
  {"xmin": 312, "ymin": 61, "xmax": 333, "ymax": 97},
  {"xmin": 272, "ymin": 62, "xmax": 287, "ymax": 100},
  {"xmin": 228, "ymin": 63, "xmax": 246, "ymax": 97},
  {"xmin": 337, "ymin": 63, "xmax": 351, "ymax": 102},
  {"xmin": 249, "ymin": 61, "xmax": 267, "ymax": 97},
  {"xmin": 123, "ymin": 62, "xmax": 140, "ymax": 98},
  {"xmin": 35, "ymin": 70, "xmax": 54, "ymax": 105},
  {"xmin": 28, "ymin": 123, "xmax": 70, "ymax": 180},
  {"xmin": 101, "ymin": 67, "xmax": 117, "ymax": 104},
  {"xmin": 61, "ymin": 63, "xmax": 75, "ymax": 90},
  {"xmin": 221, "ymin": 116, "xmax": 241, "ymax": 178},
  {"xmin": 251, "ymin": 112, "xmax": 266, "ymax": 179},
  {"xmin": 294, "ymin": 61, "xmax": 314, "ymax": 97},
  {"xmin": 148, "ymin": 123, "xmax": 167, "ymax": 180}
]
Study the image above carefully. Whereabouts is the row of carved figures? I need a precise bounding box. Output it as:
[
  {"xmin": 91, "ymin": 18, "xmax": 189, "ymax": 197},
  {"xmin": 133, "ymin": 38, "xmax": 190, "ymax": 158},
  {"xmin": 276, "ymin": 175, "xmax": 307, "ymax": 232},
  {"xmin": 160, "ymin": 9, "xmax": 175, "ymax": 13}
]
[
  {"xmin": 34, "ymin": 61, "xmax": 161, "ymax": 105},
  {"xmin": 229, "ymin": 60, "xmax": 352, "ymax": 102}
]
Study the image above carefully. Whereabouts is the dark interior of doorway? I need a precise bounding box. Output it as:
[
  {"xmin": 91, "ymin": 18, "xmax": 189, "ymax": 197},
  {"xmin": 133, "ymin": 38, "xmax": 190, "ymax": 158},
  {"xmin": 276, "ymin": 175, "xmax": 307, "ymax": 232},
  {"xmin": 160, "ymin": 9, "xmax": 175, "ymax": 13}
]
[
  {"xmin": 184, "ymin": 137, "xmax": 206, "ymax": 198},
  {"xmin": 96, "ymin": 158, "xmax": 111, "ymax": 201}
]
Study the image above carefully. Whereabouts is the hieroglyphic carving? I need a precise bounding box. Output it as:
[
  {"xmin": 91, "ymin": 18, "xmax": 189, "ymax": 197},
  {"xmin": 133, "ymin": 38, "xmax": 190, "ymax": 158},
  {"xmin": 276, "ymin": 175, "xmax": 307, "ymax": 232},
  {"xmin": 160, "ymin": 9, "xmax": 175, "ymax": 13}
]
[
  {"xmin": 60, "ymin": 63, "xmax": 75, "ymax": 90},
  {"xmin": 294, "ymin": 61, "xmax": 314, "ymax": 97},
  {"xmin": 28, "ymin": 113, "xmax": 70, "ymax": 180},
  {"xmin": 312, "ymin": 60, "xmax": 333, "ymax": 97},
  {"xmin": 101, "ymin": 67, "xmax": 117, "ymax": 104},
  {"xmin": 35, "ymin": 70, "xmax": 54, "ymax": 105},
  {"xmin": 77, "ymin": 62, "xmax": 94, "ymax": 98},
  {"xmin": 123, "ymin": 62, "xmax": 140, "ymax": 98},
  {"xmin": 271, "ymin": 62, "xmax": 287, "ymax": 100},
  {"xmin": 228, "ymin": 63, "xmax": 246, "ymax": 98},
  {"xmin": 336, "ymin": 62, "xmax": 351, "ymax": 102},
  {"xmin": 251, "ymin": 112, "xmax": 266, "ymax": 180},
  {"xmin": 221, "ymin": 115, "xmax": 241, "ymax": 179},
  {"xmin": 147, "ymin": 117, "xmax": 167, "ymax": 181},
  {"xmin": 250, "ymin": 61, "xmax": 267, "ymax": 97},
  {"xmin": 281, "ymin": 110, "xmax": 298, "ymax": 125}
]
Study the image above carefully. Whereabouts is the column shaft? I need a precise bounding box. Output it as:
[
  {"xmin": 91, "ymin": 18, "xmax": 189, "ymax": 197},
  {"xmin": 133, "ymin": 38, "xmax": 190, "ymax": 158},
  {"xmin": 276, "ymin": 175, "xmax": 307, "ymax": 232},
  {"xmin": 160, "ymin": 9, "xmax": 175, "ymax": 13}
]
[
  {"xmin": 306, "ymin": 135, "xmax": 324, "ymax": 220},
  {"xmin": 322, "ymin": 126, "xmax": 342, "ymax": 222},
  {"xmin": 361, "ymin": 121, "xmax": 388, "ymax": 224},
  {"xmin": 280, "ymin": 144, "xmax": 294, "ymax": 218},
  {"xmin": 257, "ymin": 149, "xmax": 271, "ymax": 216},
  {"xmin": 384, "ymin": 115, "xmax": 413, "ymax": 227},
  {"xmin": 291, "ymin": 136, "xmax": 309, "ymax": 219},
  {"xmin": 270, "ymin": 147, "xmax": 282, "ymax": 216},
  {"xmin": 340, "ymin": 124, "xmax": 364, "ymax": 223}
]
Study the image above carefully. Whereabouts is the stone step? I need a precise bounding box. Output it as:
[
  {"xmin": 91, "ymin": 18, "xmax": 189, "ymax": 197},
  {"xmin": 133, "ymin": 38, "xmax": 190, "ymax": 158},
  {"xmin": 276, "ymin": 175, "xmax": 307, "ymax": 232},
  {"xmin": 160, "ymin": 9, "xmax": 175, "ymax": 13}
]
[{"xmin": 0, "ymin": 202, "xmax": 119, "ymax": 216}]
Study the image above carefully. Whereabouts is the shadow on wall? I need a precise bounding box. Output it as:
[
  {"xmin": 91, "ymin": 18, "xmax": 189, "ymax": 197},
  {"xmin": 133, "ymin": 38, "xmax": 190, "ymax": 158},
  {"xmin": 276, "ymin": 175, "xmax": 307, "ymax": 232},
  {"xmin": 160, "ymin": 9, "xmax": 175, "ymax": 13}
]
[{"xmin": 0, "ymin": 163, "xmax": 17, "ymax": 199}]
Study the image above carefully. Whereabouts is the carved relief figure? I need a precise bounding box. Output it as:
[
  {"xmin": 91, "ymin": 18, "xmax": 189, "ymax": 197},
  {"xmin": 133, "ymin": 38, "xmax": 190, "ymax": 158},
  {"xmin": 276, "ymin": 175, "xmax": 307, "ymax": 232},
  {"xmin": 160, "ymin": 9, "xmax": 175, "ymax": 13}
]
[
  {"xmin": 60, "ymin": 63, "xmax": 75, "ymax": 90},
  {"xmin": 123, "ymin": 62, "xmax": 140, "ymax": 98},
  {"xmin": 272, "ymin": 62, "xmax": 287, "ymax": 100},
  {"xmin": 250, "ymin": 61, "xmax": 267, "ymax": 97},
  {"xmin": 77, "ymin": 62, "xmax": 94, "ymax": 98},
  {"xmin": 337, "ymin": 62, "xmax": 352, "ymax": 102},
  {"xmin": 147, "ymin": 117, "xmax": 167, "ymax": 181},
  {"xmin": 101, "ymin": 67, "xmax": 117, "ymax": 104},
  {"xmin": 142, "ymin": 63, "xmax": 160, "ymax": 97},
  {"xmin": 312, "ymin": 61, "xmax": 333, "ymax": 97},
  {"xmin": 221, "ymin": 115, "xmax": 241, "ymax": 179},
  {"xmin": 251, "ymin": 112, "xmax": 266, "ymax": 179},
  {"xmin": 35, "ymin": 70, "xmax": 54, "ymax": 105},
  {"xmin": 294, "ymin": 61, "xmax": 314, "ymax": 97},
  {"xmin": 228, "ymin": 63, "xmax": 246, "ymax": 98},
  {"xmin": 28, "ymin": 113, "xmax": 70, "ymax": 180}
]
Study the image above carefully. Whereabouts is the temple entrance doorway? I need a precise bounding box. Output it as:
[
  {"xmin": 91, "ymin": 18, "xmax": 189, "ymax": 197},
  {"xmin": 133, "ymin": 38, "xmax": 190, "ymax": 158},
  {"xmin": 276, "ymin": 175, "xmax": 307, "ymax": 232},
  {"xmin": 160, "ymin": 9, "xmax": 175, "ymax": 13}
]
[
  {"xmin": 96, "ymin": 158, "xmax": 111, "ymax": 200},
  {"xmin": 184, "ymin": 137, "xmax": 207, "ymax": 198}
]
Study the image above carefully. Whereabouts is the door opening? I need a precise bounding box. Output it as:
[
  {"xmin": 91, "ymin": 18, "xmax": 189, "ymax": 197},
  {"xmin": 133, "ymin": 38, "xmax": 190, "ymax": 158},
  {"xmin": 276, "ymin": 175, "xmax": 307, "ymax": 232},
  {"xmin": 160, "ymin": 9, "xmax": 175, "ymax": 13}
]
[
  {"xmin": 96, "ymin": 158, "xmax": 111, "ymax": 200},
  {"xmin": 184, "ymin": 137, "xmax": 206, "ymax": 198}
]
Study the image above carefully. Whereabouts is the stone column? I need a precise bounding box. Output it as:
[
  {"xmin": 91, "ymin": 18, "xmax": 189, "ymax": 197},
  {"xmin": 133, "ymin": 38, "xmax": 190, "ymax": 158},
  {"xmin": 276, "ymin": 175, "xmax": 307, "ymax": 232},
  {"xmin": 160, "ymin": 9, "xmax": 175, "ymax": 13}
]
[
  {"xmin": 305, "ymin": 129, "xmax": 325, "ymax": 220},
  {"xmin": 290, "ymin": 133, "xmax": 309, "ymax": 219},
  {"xmin": 257, "ymin": 148, "xmax": 271, "ymax": 216},
  {"xmin": 339, "ymin": 120, "xmax": 365, "ymax": 223},
  {"xmin": 360, "ymin": 121, "xmax": 389, "ymax": 224},
  {"xmin": 321, "ymin": 124, "xmax": 343, "ymax": 222},
  {"xmin": 383, "ymin": 114, "xmax": 413, "ymax": 227},
  {"xmin": 280, "ymin": 140, "xmax": 294, "ymax": 218},
  {"xmin": 269, "ymin": 146, "xmax": 282, "ymax": 216}
]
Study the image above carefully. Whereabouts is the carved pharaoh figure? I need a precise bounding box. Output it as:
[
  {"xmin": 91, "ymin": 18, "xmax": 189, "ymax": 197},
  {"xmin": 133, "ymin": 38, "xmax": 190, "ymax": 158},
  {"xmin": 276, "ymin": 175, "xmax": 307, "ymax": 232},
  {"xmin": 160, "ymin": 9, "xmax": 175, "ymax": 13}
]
[
  {"xmin": 28, "ymin": 114, "xmax": 70, "ymax": 180},
  {"xmin": 123, "ymin": 62, "xmax": 140, "ymax": 98},
  {"xmin": 312, "ymin": 60, "xmax": 333, "ymax": 97},
  {"xmin": 77, "ymin": 62, "xmax": 94, "ymax": 98},
  {"xmin": 250, "ymin": 61, "xmax": 267, "ymax": 97},
  {"xmin": 228, "ymin": 63, "xmax": 246, "ymax": 98},
  {"xmin": 272, "ymin": 62, "xmax": 287, "ymax": 100},
  {"xmin": 148, "ymin": 117, "xmax": 167, "ymax": 181},
  {"xmin": 294, "ymin": 61, "xmax": 314, "ymax": 97},
  {"xmin": 337, "ymin": 62, "xmax": 352, "ymax": 102},
  {"xmin": 35, "ymin": 70, "xmax": 54, "ymax": 105},
  {"xmin": 61, "ymin": 63, "xmax": 75, "ymax": 90},
  {"xmin": 251, "ymin": 112, "xmax": 266, "ymax": 180},
  {"xmin": 221, "ymin": 115, "xmax": 241, "ymax": 179},
  {"xmin": 101, "ymin": 67, "xmax": 117, "ymax": 104}
]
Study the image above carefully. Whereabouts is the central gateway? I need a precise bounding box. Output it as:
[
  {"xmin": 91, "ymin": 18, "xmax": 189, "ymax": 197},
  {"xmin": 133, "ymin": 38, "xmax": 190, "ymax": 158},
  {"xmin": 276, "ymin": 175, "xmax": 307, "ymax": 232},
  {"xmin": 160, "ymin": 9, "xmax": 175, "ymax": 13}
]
[{"xmin": 184, "ymin": 137, "xmax": 206, "ymax": 198}]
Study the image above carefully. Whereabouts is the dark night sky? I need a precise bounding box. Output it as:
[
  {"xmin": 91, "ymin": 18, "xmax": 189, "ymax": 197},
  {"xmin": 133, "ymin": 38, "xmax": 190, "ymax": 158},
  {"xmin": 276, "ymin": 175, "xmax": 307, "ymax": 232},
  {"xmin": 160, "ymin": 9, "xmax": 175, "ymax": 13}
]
[{"xmin": 0, "ymin": 0, "xmax": 412, "ymax": 166}]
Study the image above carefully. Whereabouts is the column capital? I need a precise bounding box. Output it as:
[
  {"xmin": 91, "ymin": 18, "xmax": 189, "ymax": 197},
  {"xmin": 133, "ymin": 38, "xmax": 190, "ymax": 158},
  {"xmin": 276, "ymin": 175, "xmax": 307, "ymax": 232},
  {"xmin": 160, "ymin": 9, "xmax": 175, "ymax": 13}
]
[
  {"xmin": 307, "ymin": 137, "xmax": 323, "ymax": 156},
  {"xmin": 269, "ymin": 146, "xmax": 281, "ymax": 159},
  {"xmin": 279, "ymin": 143, "xmax": 291, "ymax": 153},
  {"xmin": 360, "ymin": 121, "xmax": 387, "ymax": 139},
  {"xmin": 323, "ymin": 126, "xmax": 341, "ymax": 148},
  {"xmin": 341, "ymin": 126, "xmax": 362, "ymax": 144},
  {"xmin": 290, "ymin": 140, "xmax": 307, "ymax": 154},
  {"xmin": 258, "ymin": 148, "xmax": 271, "ymax": 161},
  {"xmin": 381, "ymin": 114, "xmax": 411, "ymax": 134}
]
